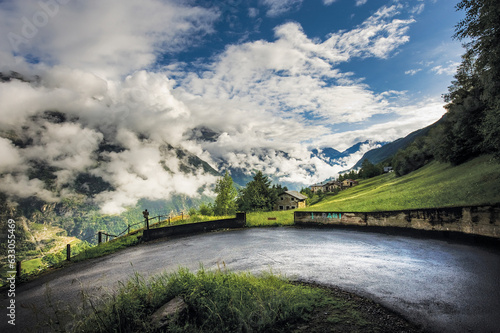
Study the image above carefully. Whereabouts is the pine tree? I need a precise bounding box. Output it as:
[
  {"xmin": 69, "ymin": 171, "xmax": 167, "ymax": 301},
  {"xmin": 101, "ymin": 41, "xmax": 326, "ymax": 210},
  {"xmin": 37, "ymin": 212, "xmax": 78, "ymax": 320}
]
[{"xmin": 237, "ymin": 171, "xmax": 274, "ymax": 212}]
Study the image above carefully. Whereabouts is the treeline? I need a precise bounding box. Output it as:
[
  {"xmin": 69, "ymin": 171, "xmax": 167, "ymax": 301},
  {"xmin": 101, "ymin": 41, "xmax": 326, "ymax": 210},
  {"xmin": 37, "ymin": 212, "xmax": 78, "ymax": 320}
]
[
  {"xmin": 393, "ymin": 0, "xmax": 499, "ymax": 176},
  {"xmin": 194, "ymin": 171, "xmax": 288, "ymax": 215}
]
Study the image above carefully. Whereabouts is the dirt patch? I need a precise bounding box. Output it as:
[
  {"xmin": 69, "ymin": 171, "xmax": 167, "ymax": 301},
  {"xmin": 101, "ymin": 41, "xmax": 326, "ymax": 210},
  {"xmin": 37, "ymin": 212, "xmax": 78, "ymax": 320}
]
[{"xmin": 281, "ymin": 281, "xmax": 426, "ymax": 333}]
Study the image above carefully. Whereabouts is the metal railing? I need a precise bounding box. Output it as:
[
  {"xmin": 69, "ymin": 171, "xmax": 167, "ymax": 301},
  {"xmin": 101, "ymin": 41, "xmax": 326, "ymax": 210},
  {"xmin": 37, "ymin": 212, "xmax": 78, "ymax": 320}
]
[{"xmin": 15, "ymin": 212, "xmax": 187, "ymax": 278}]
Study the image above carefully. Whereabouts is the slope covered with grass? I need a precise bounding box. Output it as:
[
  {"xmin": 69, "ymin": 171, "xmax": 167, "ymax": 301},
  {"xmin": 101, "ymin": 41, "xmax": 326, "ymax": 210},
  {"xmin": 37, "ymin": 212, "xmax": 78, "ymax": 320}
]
[{"xmin": 309, "ymin": 154, "xmax": 500, "ymax": 212}]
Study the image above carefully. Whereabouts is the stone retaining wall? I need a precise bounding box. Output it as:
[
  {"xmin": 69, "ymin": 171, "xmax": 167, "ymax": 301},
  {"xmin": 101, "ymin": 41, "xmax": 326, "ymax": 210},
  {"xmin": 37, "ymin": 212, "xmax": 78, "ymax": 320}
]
[
  {"xmin": 294, "ymin": 205, "xmax": 500, "ymax": 239},
  {"xmin": 143, "ymin": 213, "xmax": 246, "ymax": 241}
]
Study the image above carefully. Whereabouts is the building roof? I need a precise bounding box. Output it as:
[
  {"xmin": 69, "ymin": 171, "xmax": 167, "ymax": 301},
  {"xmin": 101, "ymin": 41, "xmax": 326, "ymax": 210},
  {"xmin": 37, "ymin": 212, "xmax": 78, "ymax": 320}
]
[{"xmin": 282, "ymin": 190, "xmax": 308, "ymax": 200}]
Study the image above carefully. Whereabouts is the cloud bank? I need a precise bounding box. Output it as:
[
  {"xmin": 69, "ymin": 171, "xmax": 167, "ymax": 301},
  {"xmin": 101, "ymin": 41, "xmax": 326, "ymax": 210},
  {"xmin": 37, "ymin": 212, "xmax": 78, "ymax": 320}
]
[{"xmin": 0, "ymin": 0, "xmax": 448, "ymax": 212}]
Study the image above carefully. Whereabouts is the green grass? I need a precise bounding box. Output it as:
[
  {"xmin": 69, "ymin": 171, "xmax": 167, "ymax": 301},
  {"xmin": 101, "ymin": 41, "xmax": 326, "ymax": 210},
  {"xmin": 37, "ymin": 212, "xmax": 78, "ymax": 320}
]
[
  {"xmin": 67, "ymin": 267, "xmax": 388, "ymax": 333},
  {"xmin": 306, "ymin": 154, "xmax": 500, "ymax": 212},
  {"xmin": 152, "ymin": 214, "xmax": 234, "ymax": 228},
  {"xmin": 20, "ymin": 258, "xmax": 45, "ymax": 275},
  {"xmin": 246, "ymin": 210, "xmax": 295, "ymax": 227},
  {"xmin": 71, "ymin": 231, "xmax": 142, "ymax": 262}
]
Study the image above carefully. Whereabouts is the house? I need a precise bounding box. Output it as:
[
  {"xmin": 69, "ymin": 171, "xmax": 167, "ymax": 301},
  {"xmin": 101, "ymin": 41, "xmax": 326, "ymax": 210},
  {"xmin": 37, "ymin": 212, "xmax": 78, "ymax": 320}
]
[
  {"xmin": 310, "ymin": 184, "xmax": 325, "ymax": 193},
  {"xmin": 342, "ymin": 179, "xmax": 358, "ymax": 187},
  {"xmin": 384, "ymin": 166, "xmax": 393, "ymax": 173},
  {"xmin": 323, "ymin": 180, "xmax": 341, "ymax": 192},
  {"xmin": 274, "ymin": 191, "xmax": 307, "ymax": 211},
  {"xmin": 310, "ymin": 180, "xmax": 341, "ymax": 193}
]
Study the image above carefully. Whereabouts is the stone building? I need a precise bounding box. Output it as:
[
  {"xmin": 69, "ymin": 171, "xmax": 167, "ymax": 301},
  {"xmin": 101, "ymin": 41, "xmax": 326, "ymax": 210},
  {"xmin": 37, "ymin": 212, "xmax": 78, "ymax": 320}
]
[
  {"xmin": 310, "ymin": 180, "xmax": 341, "ymax": 193},
  {"xmin": 274, "ymin": 191, "xmax": 307, "ymax": 211},
  {"xmin": 310, "ymin": 184, "xmax": 324, "ymax": 193},
  {"xmin": 324, "ymin": 180, "xmax": 341, "ymax": 192},
  {"xmin": 342, "ymin": 179, "xmax": 359, "ymax": 187}
]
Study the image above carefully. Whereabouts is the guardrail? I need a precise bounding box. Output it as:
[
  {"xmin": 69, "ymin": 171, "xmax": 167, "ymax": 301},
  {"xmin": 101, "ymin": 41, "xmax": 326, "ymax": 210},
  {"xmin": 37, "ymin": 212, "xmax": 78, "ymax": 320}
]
[
  {"xmin": 14, "ymin": 212, "xmax": 187, "ymax": 278},
  {"xmin": 142, "ymin": 213, "xmax": 246, "ymax": 241}
]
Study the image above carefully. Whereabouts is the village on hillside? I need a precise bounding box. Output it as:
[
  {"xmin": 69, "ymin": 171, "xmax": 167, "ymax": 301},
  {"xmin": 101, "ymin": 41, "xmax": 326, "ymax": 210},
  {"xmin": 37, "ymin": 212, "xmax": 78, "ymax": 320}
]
[{"xmin": 273, "ymin": 179, "xmax": 360, "ymax": 211}]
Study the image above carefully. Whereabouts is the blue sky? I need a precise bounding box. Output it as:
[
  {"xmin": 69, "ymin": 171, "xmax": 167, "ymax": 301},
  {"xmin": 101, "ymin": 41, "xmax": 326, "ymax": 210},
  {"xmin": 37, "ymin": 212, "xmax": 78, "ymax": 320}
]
[
  {"xmin": 0, "ymin": 0, "xmax": 466, "ymax": 211},
  {"xmin": 160, "ymin": 0, "xmax": 464, "ymax": 148}
]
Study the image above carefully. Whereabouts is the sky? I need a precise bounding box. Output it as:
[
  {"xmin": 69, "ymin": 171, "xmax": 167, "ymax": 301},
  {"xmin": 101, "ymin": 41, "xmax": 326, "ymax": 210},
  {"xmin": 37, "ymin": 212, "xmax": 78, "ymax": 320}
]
[{"xmin": 0, "ymin": 0, "xmax": 465, "ymax": 213}]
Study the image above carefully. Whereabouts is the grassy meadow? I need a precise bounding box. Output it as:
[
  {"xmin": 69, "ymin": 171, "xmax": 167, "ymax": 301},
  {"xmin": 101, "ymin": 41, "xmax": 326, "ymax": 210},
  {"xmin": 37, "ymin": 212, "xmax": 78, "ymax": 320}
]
[{"xmin": 305, "ymin": 154, "xmax": 500, "ymax": 212}]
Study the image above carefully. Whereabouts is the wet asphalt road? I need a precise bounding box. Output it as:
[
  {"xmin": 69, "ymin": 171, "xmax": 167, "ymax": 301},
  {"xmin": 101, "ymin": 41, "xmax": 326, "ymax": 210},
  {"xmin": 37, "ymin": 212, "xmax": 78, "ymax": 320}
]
[{"xmin": 2, "ymin": 227, "xmax": 500, "ymax": 333}]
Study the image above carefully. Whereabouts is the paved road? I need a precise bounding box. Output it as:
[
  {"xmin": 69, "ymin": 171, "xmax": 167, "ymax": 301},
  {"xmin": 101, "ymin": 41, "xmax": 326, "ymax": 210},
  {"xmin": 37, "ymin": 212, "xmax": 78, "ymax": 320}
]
[{"xmin": 2, "ymin": 227, "xmax": 500, "ymax": 332}]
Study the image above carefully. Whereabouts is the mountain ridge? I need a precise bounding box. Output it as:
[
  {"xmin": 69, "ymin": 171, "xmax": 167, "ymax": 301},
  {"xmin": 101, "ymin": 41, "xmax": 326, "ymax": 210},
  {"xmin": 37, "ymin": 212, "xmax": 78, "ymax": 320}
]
[{"xmin": 351, "ymin": 118, "xmax": 444, "ymax": 169}]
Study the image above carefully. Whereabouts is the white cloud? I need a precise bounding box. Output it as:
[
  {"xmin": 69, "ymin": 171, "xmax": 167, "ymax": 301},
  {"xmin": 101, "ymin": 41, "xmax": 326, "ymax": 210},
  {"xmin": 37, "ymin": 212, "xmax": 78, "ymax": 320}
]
[
  {"xmin": 0, "ymin": 0, "xmax": 219, "ymax": 78},
  {"xmin": 92, "ymin": 131, "xmax": 218, "ymax": 214},
  {"xmin": 248, "ymin": 8, "xmax": 259, "ymax": 18},
  {"xmin": 313, "ymin": 97, "xmax": 445, "ymax": 150},
  {"xmin": 328, "ymin": 5, "xmax": 414, "ymax": 59},
  {"xmin": 0, "ymin": 68, "xmax": 219, "ymax": 213},
  {"xmin": 161, "ymin": 3, "xmax": 430, "ymax": 186},
  {"xmin": 173, "ymin": 4, "xmax": 416, "ymax": 143},
  {"xmin": 431, "ymin": 61, "xmax": 459, "ymax": 75},
  {"xmin": 0, "ymin": 174, "xmax": 59, "ymax": 202},
  {"xmin": 405, "ymin": 68, "xmax": 422, "ymax": 75},
  {"xmin": 0, "ymin": 137, "xmax": 24, "ymax": 173},
  {"xmin": 262, "ymin": 0, "xmax": 303, "ymax": 17}
]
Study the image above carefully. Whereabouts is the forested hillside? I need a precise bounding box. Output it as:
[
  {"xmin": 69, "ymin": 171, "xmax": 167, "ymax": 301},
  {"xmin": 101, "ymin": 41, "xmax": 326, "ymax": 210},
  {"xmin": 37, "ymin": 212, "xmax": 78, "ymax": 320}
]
[{"xmin": 388, "ymin": 0, "xmax": 500, "ymax": 177}]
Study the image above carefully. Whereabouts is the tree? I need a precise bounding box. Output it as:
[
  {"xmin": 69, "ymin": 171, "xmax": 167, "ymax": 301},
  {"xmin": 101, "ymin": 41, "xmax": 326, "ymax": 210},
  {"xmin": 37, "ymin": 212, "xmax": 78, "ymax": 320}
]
[
  {"xmin": 269, "ymin": 184, "xmax": 288, "ymax": 209},
  {"xmin": 213, "ymin": 171, "xmax": 237, "ymax": 216},
  {"xmin": 237, "ymin": 171, "xmax": 276, "ymax": 212},
  {"xmin": 198, "ymin": 203, "xmax": 214, "ymax": 216},
  {"xmin": 437, "ymin": 51, "xmax": 486, "ymax": 164},
  {"xmin": 451, "ymin": 0, "xmax": 500, "ymax": 157},
  {"xmin": 358, "ymin": 159, "xmax": 382, "ymax": 179}
]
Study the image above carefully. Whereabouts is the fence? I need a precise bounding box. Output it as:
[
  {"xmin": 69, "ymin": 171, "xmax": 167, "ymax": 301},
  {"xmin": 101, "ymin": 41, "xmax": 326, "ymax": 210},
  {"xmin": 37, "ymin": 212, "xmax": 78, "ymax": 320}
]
[
  {"xmin": 15, "ymin": 212, "xmax": 187, "ymax": 278},
  {"xmin": 142, "ymin": 213, "xmax": 246, "ymax": 241}
]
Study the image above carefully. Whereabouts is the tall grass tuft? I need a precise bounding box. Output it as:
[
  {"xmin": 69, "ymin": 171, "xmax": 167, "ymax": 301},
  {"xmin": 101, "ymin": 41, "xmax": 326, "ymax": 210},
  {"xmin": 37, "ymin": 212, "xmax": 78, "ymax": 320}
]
[{"xmin": 73, "ymin": 267, "xmax": 323, "ymax": 333}]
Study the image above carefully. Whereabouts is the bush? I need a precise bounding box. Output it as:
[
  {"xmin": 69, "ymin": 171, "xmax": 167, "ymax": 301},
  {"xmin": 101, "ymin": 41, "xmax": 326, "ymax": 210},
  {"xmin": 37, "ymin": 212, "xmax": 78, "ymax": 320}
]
[{"xmin": 198, "ymin": 203, "xmax": 214, "ymax": 216}]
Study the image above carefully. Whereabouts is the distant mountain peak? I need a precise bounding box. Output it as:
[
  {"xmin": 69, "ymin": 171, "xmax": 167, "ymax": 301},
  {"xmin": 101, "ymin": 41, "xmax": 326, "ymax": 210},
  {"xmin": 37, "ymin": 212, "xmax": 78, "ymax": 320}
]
[{"xmin": 311, "ymin": 141, "xmax": 386, "ymax": 167}]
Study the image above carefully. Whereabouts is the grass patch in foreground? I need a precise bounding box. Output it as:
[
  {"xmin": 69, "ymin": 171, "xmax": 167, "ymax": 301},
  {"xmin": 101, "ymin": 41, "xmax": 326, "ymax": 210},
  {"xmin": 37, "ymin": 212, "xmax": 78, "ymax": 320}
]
[
  {"xmin": 72, "ymin": 267, "xmax": 320, "ymax": 332},
  {"xmin": 68, "ymin": 268, "xmax": 419, "ymax": 333}
]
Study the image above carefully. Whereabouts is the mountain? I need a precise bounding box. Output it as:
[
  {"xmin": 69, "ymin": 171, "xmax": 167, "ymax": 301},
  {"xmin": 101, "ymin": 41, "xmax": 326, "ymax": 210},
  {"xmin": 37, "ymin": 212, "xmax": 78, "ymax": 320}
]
[
  {"xmin": 351, "ymin": 117, "xmax": 444, "ymax": 169},
  {"xmin": 311, "ymin": 140, "xmax": 387, "ymax": 167}
]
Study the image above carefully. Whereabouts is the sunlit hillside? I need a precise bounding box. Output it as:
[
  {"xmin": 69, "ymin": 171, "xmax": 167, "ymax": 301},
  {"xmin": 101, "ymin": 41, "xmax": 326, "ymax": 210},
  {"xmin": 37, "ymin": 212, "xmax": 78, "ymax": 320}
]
[{"xmin": 307, "ymin": 155, "xmax": 500, "ymax": 212}]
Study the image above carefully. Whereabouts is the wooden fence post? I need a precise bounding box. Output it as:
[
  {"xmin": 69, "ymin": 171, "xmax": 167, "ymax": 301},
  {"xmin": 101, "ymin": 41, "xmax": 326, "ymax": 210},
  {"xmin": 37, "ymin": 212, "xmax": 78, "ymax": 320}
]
[
  {"xmin": 67, "ymin": 244, "xmax": 71, "ymax": 261},
  {"xmin": 98, "ymin": 231, "xmax": 102, "ymax": 244},
  {"xmin": 16, "ymin": 261, "xmax": 21, "ymax": 278}
]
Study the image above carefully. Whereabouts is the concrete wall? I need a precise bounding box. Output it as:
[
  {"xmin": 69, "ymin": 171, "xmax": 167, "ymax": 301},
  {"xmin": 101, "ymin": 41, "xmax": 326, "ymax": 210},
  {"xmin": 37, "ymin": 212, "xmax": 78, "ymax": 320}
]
[
  {"xmin": 143, "ymin": 213, "xmax": 246, "ymax": 241},
  {"xmin": 294, "ymin": 205, "xmax": 500, "ymax": 240}
]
